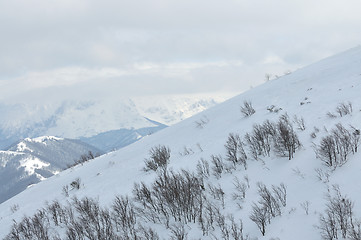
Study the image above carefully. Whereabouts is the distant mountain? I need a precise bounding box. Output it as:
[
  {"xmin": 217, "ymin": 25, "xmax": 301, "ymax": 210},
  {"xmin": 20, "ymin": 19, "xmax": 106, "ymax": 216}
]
[
  {"xmin": 80, "ymin": 119, "xmax": 167, "ymax": 152},
  {"xmin": 0, "ymin": 95, "xmax": 229, "ymax": 149},
  {"xmin": 0, "ymin": 136, "xmax": 103, "ymax": 203},
  {"xmin": 132, "ymin": 94, "xmax": 225, "ymax": 125}
]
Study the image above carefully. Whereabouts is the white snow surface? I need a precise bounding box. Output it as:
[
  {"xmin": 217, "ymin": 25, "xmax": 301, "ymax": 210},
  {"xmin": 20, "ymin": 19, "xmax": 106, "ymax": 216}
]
[
  {"xmin": 1, "ymin": 46, "xmax": 361, "ymax": 239},
  {"xmin": 19, "ymin": 156, "xmax": 50, "ymax": 175},
  {"xmin": 31, "ymin": 136, "xmax": 64, "ymax": 143}
]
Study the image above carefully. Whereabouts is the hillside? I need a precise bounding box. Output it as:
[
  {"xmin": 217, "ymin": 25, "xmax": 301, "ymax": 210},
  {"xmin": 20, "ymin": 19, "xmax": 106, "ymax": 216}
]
[
  {"xmin": 1, "ymin": 46, "xmax": 361, "ymax": 239},
  {"xmin": 0, "ymin": 136, "xmax": 103, "ymax": 204}
]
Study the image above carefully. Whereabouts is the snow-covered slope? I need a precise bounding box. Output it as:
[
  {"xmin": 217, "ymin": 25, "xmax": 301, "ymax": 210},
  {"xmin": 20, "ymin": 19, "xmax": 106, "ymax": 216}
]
[
  {"xmin": 1, "ymin": 46, "xmax": 361, "ymax": 239},
  {"xmin": 0, "ymin": 95, "xmax": 228, "ymax": 150},
  {"xmin": 0, "ymin": 136, "xmax": 103, "ymax": 204}
]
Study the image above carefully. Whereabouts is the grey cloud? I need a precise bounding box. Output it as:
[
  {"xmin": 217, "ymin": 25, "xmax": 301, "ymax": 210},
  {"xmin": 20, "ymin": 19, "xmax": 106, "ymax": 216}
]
[{"xmin": 1, "ymin": 0, "xmax": 361, "ymax": 97}]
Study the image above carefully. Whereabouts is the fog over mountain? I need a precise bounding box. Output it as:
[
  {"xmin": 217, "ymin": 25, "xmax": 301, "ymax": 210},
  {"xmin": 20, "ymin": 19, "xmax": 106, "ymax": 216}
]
[{"xmin": 0, "ymin": 92, "xmax": 231, "ymax": 150}]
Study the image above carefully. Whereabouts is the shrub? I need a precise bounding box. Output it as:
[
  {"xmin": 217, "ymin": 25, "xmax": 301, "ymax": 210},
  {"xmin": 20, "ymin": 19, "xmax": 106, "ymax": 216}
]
[
  {"xmin": 62, "ymin": 185, "xmax": 69, "ymax": 197},
  {"xmin": 293, "ymin": 115, "xmax": 306, "ymax": 131},
  {"xmin": 318, "ymin": 186, "xmax": 355, "ymax": 239},
  {"xmin": 70, "ymin": 178, "xmax": 81, "ymax": 190},
  {"xmin": 143, "ymin": 145, "xmax": 171, "ymax": 172},
  {"xmin": 249, "ymin": 182, "xmax": 287, "ymax": 236},
  {"xmin": 196, "ymin": 158, "xmax": 210, "ymax": 179},
  {"xmin": 315, "ymin": 124, "xmax": 360, "ymax": 168},
  {"xmin": 225, "ymin": 133, "xmax": 248, "ymax": 169},
  {"xmin": 112, "ymin": 196, "xmax": 137, "ymax": 237},
  {"xmin": 240, "ymin": 101, "xmax": 256, "ymax": 117},
  {"xmin": 273, "ymin": 114, "xmax": 301, "ymax": 160},
  {"xmin": 169, "ymin": 223, "xmax": 188, "ymax": 240},
  {"xmin": 68, "ymin": 151, "xmax": 100, "ymax": 168},
  {"xmin": 327, "ymin": 102, "xmax": 353, "ymax": 118},
  {"xmin": 133, "ymin": 169, "xmax": 204, "ymax": 226},
  {"xmin": 245, "ymin": 121, "xmax": 274, "ymax": 160},
  {"xmin": 336, "ymin": 102, "xmax": 353, "ymax": 117},
  {"xmin": 179, "ymin": 146, "xmax": 194, "ymax": 156},
  {"xmin": 194, "ymin": 116, "xmax": 209, "ymax": 129},
  {"xmin": 211, "ymin": 155, "xmax": 224, "ymax": 179}
]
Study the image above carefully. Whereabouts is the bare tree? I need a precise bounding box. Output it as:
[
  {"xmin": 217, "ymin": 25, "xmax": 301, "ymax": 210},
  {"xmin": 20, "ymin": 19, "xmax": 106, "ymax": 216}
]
[
  {"xmin": 71, "ymin": 197, "xmax": 116, "ymax": 240},
  {"xmin": 249, "ymin": 203, "xmax": 268, "ymax": 236},
  {"xmin": 349, "ymin": 220, "xmax": 361, "ymax": 240},
  {"xmin": 350, "ymin": 125, "xmax": 361, "ymax": 153},
  {"xmin": 336, "ymin": 102, "xmax": 353, "ymax": 117},
  {"xmin": 293, "ymin": 115, "xmax": 306, "ymax": 131},
  {"xmin": 316, "ymin": 124, "xmax": 360, "ymax": 169},
  {"xmin": 225, "ymin": 133, "xmax": 248, "ymax": 169},
  {"xmin": 211, "ymin": 155, "xmax": 224, "ymax": 179},
  {"xmin": 137, "ymin": 225, "xmax": 160, "ymax": 240},
  {"xmin": 317, "ymin": 135, "xmax": 338, "ymax": 168},
  {"xmin": 228, "ymin": 215, "xmax": 248, "ymax": 240},
  {"xmin": 232, "ymin": 177, "xmax": 248, "ymax": 209},
  {"xmin": 208, "ymin": 183, "xmax": 226, "ymax": 209},
  {"xmin": 272, "ymin": 183, "xmax": 287, "ymax": 207},
  {"xmin": 143, "ymin": 145, "xmax": 171, "ymax": 172},
  {"xmin": 169, "ymin": 223, "xmax": 188, "ymax": 240},
  {"xmin": 112, "ymin": 196, "xmax": 137, "ymax": 237},
  {"xmin": 134, "ymin": 169, "xmax": 204, "ymax": 226},
  {"xmin": 69, "ymin": 151, "xmax": 100, "ymax": 168},
  {"xmin": 194, "ymin": 116, "xmax": 209, "ymax": 129},
  {"xmin": 245, "ymin": 121, "xmax": 274, "ymax": 160},
  {"xmin": 273, "ymin": 114, "xmax": 301, "ymax": 160},
  {"xmin": 319, "ymin": 185, "xmax": 355, "ymax": 239},
  {"xmin": 257, "ymin": 183, "xmax": 281, "ymax": 218},
  {"xmin": 240, "ymin": 101, "xmax": 256, "ymax": 117},
  {"xmin": 300, "ymin": 201, "xmax": 310, "ymax": 215},
  {"xmin": 196, "ymin": 158, "xmax": 210, "ymax": 179},
  {"xmin": 249, "ymin": 182, "xmax": 287, "ymax": 236}
]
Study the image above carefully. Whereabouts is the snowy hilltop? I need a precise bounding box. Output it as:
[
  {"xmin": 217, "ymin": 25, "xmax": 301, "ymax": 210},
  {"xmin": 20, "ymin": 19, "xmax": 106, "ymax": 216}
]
[
  {"xmin": 1, "ymin": 46, "xmax": 361, "ymax": 239},
  {"xmin": 0, "ymin": 136, "xmax": 103, "ymax": 204}
]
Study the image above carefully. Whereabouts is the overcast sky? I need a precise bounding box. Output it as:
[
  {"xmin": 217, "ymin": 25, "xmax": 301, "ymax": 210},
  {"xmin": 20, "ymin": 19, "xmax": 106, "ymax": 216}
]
[{"xmin": 1, "ymin": 0, "xmax": 361, "ymax": 101}]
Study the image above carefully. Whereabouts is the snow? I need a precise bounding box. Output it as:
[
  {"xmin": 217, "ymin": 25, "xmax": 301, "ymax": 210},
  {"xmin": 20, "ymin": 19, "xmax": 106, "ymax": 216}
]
[
  {"xmin": 1, "ymin": 46, "xmax": 361, "ymax": 239},
  {"xmin": 16, "ymin": 141, "xmax": 33, "ymax": 152},
  {"xmin": 31, "ymin": 136, "xmax": 63, "ymax": 144},
  {"xmin": 19, "ymin": 156, "xmax": 50, "ymax": 175}
]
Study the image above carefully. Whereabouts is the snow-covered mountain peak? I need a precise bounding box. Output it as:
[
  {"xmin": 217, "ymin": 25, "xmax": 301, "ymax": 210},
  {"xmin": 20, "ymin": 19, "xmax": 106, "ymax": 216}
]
[
  {"xmin": 15, "ymin": 136, "xmax": 65, "ymax": 152},
  {"xmin": 27, "ymin": 136, "xmax": 64, "ymax": 144}
]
